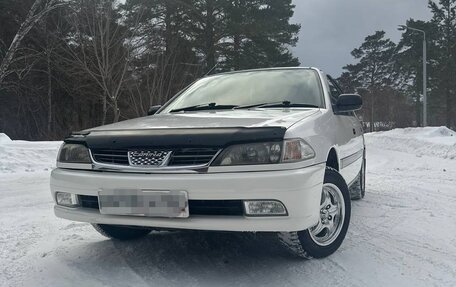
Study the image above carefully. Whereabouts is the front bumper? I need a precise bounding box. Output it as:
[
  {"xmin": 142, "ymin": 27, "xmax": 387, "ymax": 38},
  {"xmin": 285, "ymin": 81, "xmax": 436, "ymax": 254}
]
[{"xmin": 50, "ymin": 164, "xmax": 325, "ymax": 232}]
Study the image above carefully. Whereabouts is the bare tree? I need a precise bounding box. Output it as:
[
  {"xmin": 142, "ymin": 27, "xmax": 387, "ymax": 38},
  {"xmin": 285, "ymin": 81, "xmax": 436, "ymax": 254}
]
[
  {"xmin": 60, "ymin": 0, "xmax": 144, "ymax": 123},
  {"xmin": 0, "ymin": 0, "xmax": 62, "ymax": 87}
]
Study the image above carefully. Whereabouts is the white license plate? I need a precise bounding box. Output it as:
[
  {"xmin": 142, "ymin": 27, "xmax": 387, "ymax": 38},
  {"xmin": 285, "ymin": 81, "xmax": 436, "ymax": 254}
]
[{"xmin": 98, "ymin": 189, "xmax": 189, "ymax": 218}]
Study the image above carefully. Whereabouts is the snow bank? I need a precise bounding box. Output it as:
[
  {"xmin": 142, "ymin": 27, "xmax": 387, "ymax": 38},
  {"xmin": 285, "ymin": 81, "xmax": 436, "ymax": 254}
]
[
  {"xmin": 365, "ymin": 126, "xmax": 456, "ymax": 160},
  {"xmin": 0, "ymin": 135, "xmax": 61, "ymax": 174},
  {"xmin": 0, "ymin": 133, "xmax": 12, "ymax": 144}
]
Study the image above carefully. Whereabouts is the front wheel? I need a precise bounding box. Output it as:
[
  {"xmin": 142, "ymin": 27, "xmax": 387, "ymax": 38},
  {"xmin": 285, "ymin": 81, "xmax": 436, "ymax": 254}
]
[
  {"xmin": 92, "ymin": 224, "xmax": 151, "ymax": 240},
  {"xmin": 279, "ymin": 167, "xmax": 351, "ymax": 259}
]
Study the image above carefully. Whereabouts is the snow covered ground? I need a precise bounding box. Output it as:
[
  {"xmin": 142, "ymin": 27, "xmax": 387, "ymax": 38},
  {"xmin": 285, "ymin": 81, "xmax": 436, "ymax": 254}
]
[{"xmin": 0, "ymin": 127, "xmax": 455, "ymax": 287}]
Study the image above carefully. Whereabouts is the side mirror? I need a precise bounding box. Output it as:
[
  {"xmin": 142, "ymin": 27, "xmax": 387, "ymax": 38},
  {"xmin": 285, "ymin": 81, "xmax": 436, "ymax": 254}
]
[
  {"xmin": 336, "ymin": 94, "xmax": 362, "ymax": 112},
  {"xmin": 147, "ymin": 105, "xmax": 162, "ymax": 115}
]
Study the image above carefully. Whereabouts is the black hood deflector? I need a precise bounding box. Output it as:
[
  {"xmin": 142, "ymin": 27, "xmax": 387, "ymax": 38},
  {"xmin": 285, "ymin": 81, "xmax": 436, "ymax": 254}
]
[{"xmin": 66, "ymin": 127, "xmax": 287, "ymax": 149}]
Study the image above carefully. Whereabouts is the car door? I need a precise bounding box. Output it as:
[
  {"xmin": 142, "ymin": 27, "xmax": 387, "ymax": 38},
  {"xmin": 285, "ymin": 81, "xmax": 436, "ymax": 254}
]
[{"xmin": 327, "ymin": 76, "xmax": 364, "ymax": 185}]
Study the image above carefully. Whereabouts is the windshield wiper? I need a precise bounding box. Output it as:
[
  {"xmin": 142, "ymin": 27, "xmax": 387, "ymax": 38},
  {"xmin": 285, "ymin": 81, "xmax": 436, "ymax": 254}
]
[
  {"xmin": 235, "ymin": 101, "xmax": 320, "ymax": 109},
  {"xmin": 170, "ymin": 102, "xmax": 239, "ymax": 113}
]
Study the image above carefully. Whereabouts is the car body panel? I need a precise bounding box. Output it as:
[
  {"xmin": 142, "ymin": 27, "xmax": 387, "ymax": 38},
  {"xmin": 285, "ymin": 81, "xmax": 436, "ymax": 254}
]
[
  {"xmin": 51, "ymin": 163, "xmax": 325, "ymax": 232},
  {"xmin": 85, "ymin": 109, "xmax": 320, "ymax": 131},
  {"xmin": 319, "ymin": 70, "xmax": 365, "ymax": 184}
]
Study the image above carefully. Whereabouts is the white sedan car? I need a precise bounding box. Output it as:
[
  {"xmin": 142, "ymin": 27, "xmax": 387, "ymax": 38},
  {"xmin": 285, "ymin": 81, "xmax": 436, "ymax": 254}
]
[{"xmin": 51, "ymin": 67, "xmax": 365, "ymax": 258}]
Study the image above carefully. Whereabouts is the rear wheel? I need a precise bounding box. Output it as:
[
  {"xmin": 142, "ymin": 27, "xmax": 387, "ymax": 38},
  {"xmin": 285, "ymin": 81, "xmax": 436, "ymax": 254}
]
[
  {"xmin": 279, "ymin": 167, "xmax": 351, "ymax": 259},
  {"xmin": 92, "ymin": 224, "xmax": 151, "ymax": 240}
]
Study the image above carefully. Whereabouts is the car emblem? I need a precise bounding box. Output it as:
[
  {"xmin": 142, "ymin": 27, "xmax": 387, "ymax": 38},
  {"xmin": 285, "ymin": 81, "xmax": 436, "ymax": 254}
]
[{"xmin": 127, "ymin": 150, "xmax": 172, "ymax": 167}]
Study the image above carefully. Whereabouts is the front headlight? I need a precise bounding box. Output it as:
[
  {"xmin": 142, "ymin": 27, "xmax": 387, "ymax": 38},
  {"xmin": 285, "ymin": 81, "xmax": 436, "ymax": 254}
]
[
  {"xmin": 58, "ymin": 143, "xmax": 91, "ymax": 163},
  {"xmin": 212, "ymin": 139, "xmax": 315, "ymax": 166}
]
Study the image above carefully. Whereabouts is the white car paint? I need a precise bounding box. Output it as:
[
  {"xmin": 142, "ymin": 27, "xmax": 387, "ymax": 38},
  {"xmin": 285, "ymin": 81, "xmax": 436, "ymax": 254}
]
[
  {"xmin": 52, "ymin": 163, "xmax": 325, "ymax": 232},
  {"xmin": 50, "ymin": 67, "xmax": 365, "ymax": 233},
  {"xmin": 88, "ymin": 109, "xmax": 320, "ymax": 130}
]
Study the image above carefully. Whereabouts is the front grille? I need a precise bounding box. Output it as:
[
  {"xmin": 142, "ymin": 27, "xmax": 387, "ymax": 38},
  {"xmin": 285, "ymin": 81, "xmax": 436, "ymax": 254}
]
[
  {"xmin": 168, "ymin": 148, "xmax": 220, "ymax": 166},
  {"xmin": 91, "ymin": 149, "xmax": 129, "ymax": 165},
  {"xmin": 78, "ymin": 195, "xmax": 244, "ymax": 216},
  {"xmin": 188, "ymin": 200, "xmax": 244, "ymax": 216},
  {"xmin": 79, "ymin": 195, "xmax": 99, "ymax": 209},
  {"xmin": 91, "ymin": 148, "xmax": 219, "ymax": 167}
]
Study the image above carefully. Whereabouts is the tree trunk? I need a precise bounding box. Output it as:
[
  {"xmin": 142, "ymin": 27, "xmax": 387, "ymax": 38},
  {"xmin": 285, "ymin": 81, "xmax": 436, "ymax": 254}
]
[
  {"xmin": 415, "ymin": 93, "xmax": 421, "ymax": 127},
  {"xmin": 370, "ymin": 90, "xmax": 374, "ymax": 132},
  {"xmin": 47, "ymin": 49, "xmax": 52, "ymax": 134},
  {"xmin": 446, "ymin": 88, "xmax": 451, "ymax": 127},
  {"xmin": 444, "ymin": 2, "xmax": 454, "ymax": 127},
  {"xmin": 205, "ymin": 0, "xmax": 216, "ymax": 69},
  {"xmin": 164, "ymin": 2, "xmax": 174, "ymax": 58},
  {"xmin": 233, "ymin": 34, "xmax": 241, "ymax": 70},
  {"xmin": 113, "ymin": 100, "xmax": 120, "ymax": 123},
  {"xmin": 101, "ymin": 93, "xmax": 107, "ymax": 125},
  {"xmin": 232, "ymin": 0, "xmax": 242, "ymax": 70}
]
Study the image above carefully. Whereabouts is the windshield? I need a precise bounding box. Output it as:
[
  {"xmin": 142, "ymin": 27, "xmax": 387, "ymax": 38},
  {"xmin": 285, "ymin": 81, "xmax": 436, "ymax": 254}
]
[{"xmin": 161, "ymin": 69, "xmax": 324, "ymax": 113}]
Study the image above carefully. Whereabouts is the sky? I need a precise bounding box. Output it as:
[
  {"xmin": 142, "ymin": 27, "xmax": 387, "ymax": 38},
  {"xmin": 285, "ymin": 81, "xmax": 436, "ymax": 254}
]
[{"xmin": 291, "ymin": 0, "xmax": 432, "ymax": 76}]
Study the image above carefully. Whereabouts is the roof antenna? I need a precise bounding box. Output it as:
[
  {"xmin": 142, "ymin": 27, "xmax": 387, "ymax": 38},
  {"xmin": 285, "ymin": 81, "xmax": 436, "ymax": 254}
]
[{"xmin": 204, "ymin": 63, "xmax": 219, "ymax": 76}]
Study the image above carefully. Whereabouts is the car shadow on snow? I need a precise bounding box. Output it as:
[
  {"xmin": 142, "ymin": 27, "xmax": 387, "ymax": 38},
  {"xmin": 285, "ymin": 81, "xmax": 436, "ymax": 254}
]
[{"xmin": 80, "ymin": 230, "xmax": 307, "ymax": 286}]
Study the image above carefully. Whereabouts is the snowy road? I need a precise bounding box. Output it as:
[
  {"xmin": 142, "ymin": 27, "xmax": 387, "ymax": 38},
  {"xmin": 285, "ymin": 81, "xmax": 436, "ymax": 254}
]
[{"xmin": 1, "ymin": 128, "xmax": 455, "ymax": 287}]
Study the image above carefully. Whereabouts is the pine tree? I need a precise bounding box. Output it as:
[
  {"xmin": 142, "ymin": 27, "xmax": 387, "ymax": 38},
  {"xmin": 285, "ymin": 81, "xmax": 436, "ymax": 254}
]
[
  {"xmin": 396, "ymin": 19, "xmax": 438, "ymax": 126},
  {"xmin": 428, "ymin": 0, "xmax": 456, "ymax": 127},
  {"xmin": 342, "ymin": 31, "xmax": 398, "ymax": 131},
  {"xmin": 222, "ymin": 0, "xmax": 300, "ymax": 70},
  {"xmin": 184, "ymin": 0, "xmax": 227, "ymax": 71}
]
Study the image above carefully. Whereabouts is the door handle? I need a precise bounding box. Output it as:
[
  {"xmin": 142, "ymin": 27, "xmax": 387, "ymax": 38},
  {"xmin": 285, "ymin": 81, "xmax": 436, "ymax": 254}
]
[{"xmin": 352, "ymin": 128, "xmax": 356, "ymax": 135}]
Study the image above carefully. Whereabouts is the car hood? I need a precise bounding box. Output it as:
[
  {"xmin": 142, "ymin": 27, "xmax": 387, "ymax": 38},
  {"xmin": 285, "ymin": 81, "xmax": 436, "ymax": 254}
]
[{"xmin": 86, "ymin": 109, "xmax": 320, "ymax": 132}]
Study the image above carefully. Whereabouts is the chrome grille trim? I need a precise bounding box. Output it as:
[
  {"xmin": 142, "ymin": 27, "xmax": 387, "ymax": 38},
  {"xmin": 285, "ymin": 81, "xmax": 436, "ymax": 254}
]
[
  {"xmin": 169, "ymin": 148, "xmax": 220, "ymax": 166},
  {"xmin": 91, "ymin": 149, "xmax": 129, "ymax": 165},
  {"xmin": 89, "ymin": 148, "xmax": 222, "ymax": 172}
]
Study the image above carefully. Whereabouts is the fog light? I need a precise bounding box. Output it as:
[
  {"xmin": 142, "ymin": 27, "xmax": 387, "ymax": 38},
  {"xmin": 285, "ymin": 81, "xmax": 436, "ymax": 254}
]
[
  {"xmin": 55, "ymin": 192, "xmax": 79, "ymax": 207},
  {"xmin": 243, "ymin": 200, "xmax": 287, "ymax": 216}
]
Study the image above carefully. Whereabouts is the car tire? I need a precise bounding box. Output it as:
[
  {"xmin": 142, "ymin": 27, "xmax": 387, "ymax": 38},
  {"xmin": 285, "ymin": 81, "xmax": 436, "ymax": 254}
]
[
  {"xmin": 278, "ymin": 167, "xmax": 351, "ymax": 259},
  {"xmin": 350, "ymin": 151, "xmax": 366, "ymax": 200},
  {"xmin": 92, "ymin": 224, "xmax": 151, "ymax": 240}
]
